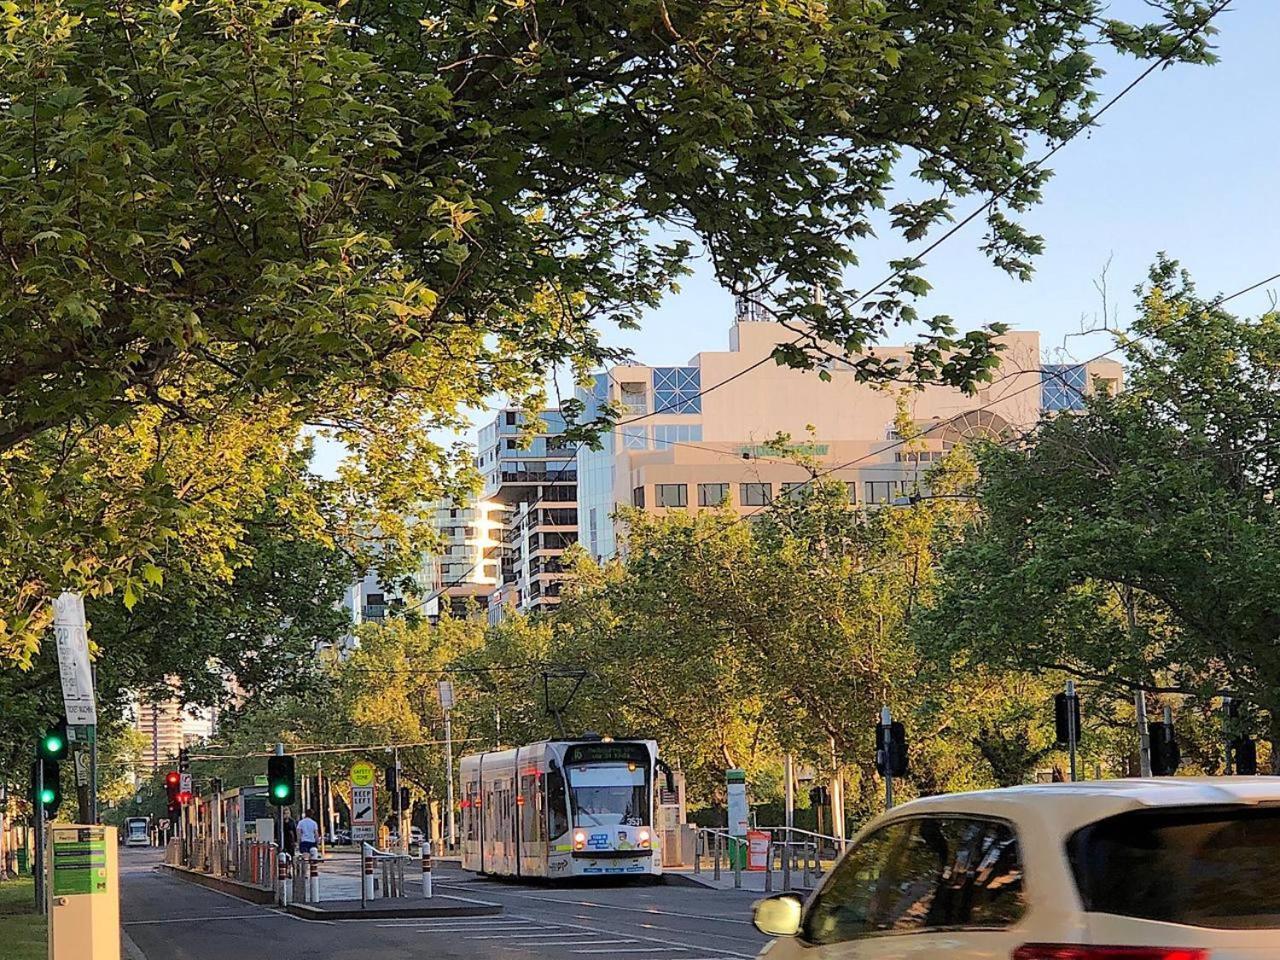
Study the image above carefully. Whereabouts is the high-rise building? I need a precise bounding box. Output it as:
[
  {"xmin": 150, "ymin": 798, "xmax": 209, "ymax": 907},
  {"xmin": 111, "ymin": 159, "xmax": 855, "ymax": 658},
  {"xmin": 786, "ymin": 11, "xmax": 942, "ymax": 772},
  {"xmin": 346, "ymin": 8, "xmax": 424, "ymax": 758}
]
[
  {"xmin": 477, "ymin": 409, "xmax": 578, "ymax": 615},
  {"xmin": 576, "ymin": 321, "xmax": 1122, "ymax": 559},
  {"xmin": 133, "ymin": 696, "xmax": 215, "ymax": 775}
]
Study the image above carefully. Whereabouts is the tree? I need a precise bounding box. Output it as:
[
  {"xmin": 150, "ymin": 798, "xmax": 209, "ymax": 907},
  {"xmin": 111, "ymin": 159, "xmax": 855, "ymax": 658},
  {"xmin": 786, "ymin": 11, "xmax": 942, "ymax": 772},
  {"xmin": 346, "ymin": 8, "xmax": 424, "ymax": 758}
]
[
  {"xmin": 926, "ymin": 258, "xmax": 1280, "ymax": 771},
  {"xmin": 0, "ymin": 0, "xmax": 1223, "ymax": 654}
]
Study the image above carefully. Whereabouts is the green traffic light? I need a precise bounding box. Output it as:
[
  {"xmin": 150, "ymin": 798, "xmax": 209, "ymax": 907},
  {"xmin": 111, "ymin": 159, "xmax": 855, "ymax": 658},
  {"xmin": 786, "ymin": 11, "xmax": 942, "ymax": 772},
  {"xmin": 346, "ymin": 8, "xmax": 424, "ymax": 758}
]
[
  {"xmin": 44, "ymin": 735, "xmax": 63, "ymax": 753},
  {"xmin": 272, "ymin": 783, "xmax": 290, "ymax": 799},
  {"xmin": 39, "ymin": 788, "xmax": 56, "ymax": 805}
]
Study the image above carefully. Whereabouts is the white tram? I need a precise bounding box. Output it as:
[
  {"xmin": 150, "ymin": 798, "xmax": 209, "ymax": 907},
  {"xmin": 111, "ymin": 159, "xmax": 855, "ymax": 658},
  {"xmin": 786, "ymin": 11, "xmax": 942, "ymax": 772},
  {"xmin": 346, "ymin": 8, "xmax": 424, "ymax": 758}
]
[
  {"xmin": 124, "ymin": 816, "xmax": 150, "ymax": 847},
  {"xmin": 461, "ymin": 737, "xmax": 672, "ymax": 879}
]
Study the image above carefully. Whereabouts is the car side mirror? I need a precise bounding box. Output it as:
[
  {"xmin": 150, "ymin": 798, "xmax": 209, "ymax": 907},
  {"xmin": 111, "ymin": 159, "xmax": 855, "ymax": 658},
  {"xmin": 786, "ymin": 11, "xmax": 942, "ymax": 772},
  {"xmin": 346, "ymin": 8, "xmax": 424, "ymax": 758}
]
[{"xmin": 752, "ymin": 893, "xmax": 802, "ymax": 938}]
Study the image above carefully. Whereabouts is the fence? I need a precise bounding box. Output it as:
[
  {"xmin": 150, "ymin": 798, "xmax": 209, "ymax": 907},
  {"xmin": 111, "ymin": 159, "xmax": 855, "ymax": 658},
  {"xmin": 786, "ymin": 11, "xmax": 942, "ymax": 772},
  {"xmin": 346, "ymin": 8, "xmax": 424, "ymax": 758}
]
[
  {"xmin": 691, "ymin": 826, "xmax": 847, "ymax": 892},
  {"xmin": 360, "ymin": 843, "xmax": 415, "ymax": 905}
]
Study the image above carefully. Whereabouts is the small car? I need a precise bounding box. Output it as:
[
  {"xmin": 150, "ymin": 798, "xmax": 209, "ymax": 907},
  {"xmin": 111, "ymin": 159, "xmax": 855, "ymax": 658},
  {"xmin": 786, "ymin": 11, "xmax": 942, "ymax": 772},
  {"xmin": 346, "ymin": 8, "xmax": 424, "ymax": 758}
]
[{"xmin": 753, "ymin": 778, "xmax": 1280, "ymax": 959}]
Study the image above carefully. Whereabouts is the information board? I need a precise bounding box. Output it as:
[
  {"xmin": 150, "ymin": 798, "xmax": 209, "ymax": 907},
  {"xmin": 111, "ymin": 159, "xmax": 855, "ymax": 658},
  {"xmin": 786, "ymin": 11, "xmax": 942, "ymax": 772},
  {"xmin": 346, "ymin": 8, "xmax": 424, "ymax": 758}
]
[{"xmin": 52, "ymin": 827, "xmax": 109, "ymax": 896}]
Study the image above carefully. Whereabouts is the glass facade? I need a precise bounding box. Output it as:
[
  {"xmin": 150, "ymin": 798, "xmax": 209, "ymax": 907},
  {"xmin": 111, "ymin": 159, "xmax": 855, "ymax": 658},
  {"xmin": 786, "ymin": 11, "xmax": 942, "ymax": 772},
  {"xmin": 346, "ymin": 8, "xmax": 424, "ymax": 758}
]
[
  {"xmin": 576, "ymin": 377, "xmax": 618, "ymax": 559},
  {"xmin": 653, "ymin": 367, "xmax": 702, "ymax": 414},
  {"xmin": 653, "ymin": 423, "xmax": 703, "ymax": 449},
  {"xmin": 1041, "ymin": 364, "xmax": 1087, "ymax": 412}
]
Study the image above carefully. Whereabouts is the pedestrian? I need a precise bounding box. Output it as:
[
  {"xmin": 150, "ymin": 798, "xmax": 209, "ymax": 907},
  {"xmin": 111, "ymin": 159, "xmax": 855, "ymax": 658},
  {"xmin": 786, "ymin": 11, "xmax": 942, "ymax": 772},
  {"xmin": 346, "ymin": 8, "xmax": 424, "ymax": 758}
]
[
  {"xmin": 282, "ymin": 811, "xmax": 298, "ymax": 857},
  {"xmin": 298, "ymin": 808, "xmax": 321, "ymax": 859}
]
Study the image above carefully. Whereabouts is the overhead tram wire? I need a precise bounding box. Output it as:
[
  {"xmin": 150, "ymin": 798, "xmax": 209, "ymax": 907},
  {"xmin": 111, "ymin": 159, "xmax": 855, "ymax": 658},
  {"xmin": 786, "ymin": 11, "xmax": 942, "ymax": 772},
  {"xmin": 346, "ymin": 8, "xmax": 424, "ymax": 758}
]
[{"xmin": 386, "ymin": 4, "xmax": 1231, "ymax": 612}]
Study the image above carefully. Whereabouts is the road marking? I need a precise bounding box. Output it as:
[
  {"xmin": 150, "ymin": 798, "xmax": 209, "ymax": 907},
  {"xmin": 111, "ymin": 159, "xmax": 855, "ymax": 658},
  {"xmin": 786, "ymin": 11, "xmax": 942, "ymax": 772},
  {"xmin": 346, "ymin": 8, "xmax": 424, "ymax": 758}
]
[
  {"xmin": 124, "ymin": 914, "xmax": 267, "ymax": 925},
  {"xmin": 511, "ymin": 913, "xmax": 754, "ymax": 958},
  {"xmin": 485, "ymin": 891, "xmax": 757, "ymax": 925},
  {"xmin": 462, "ymin": 930, "xmax": 583, "ymax": 940},
  {"xmin": 572, "ymin": 948, "xmax": 687, "ymax": 954}
]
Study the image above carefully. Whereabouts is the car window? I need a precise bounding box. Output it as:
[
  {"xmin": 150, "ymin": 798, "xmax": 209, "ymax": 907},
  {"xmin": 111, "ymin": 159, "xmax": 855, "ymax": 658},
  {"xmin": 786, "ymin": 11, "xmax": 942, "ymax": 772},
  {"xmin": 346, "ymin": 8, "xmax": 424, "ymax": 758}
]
[
  {"xmin": 803, "ymin": 823, "xmax": 902, "ymax": 945},
  {"xmin": 1068, "ymin": 806, "xmax": 1280, "ymax": 930}
]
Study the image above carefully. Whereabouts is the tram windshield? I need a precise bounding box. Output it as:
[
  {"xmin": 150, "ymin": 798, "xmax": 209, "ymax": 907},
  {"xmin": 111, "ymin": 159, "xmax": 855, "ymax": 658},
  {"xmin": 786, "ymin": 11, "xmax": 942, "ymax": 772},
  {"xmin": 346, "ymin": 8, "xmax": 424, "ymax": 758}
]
[{"xmin": 568, "ymin": 764, "xmax": 650, "ymax": 827}]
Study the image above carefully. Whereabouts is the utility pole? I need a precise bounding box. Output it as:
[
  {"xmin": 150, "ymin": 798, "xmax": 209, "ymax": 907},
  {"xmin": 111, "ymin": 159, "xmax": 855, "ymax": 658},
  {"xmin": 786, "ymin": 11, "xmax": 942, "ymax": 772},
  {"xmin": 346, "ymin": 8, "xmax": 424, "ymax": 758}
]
[
  {"xmin": 1223, "ymin": 697, "xmax": 1235, "ymax": 775},
  {"xmin": 438, "ymin": 679, "xmax": 456, "ymax": 850},
  {"xmin": 393, "ymin": 746, "xmax": 404, "ymax": 852},
  {"xmin": 1134, "ymin": 688, "xmax": 1152, "ymax": 777},
  {"xmin": 1065, "ymin": 681, "xmax": 1079, "ymax": 782},
  {"xmin": 274, "ymin": 742, "xmax": 285, "ymax": 851},
  {"xmin": 783, "ymin": 753, "xmax": 794, "ymax": 831},
  {"xmin": 34, "ymin": 763, "xmax": 45, "ymax": 913}
]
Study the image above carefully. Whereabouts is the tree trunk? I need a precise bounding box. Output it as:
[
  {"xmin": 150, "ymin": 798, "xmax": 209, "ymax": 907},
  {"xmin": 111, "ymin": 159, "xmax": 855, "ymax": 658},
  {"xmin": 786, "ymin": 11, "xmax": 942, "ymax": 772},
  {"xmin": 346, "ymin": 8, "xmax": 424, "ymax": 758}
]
[{"xmin": 1269, "ymin": 709, "xmax": 1280, "ymax": 776}]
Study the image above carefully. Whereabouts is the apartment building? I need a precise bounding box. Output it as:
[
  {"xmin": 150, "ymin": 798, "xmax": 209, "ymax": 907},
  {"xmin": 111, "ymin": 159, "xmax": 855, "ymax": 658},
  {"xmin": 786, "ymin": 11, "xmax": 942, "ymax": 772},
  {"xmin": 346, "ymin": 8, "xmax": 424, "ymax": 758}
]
[
  {"xmin": 577, "ymin": 316, "xmax": 1122, "ymax": 559},
  {"xmin": 133, "ymin": 697, "xmax": 215, "ymax": 774},
  {"xmin": 476, "ymin": 409, "xmax": 578, "ymax": 615}
]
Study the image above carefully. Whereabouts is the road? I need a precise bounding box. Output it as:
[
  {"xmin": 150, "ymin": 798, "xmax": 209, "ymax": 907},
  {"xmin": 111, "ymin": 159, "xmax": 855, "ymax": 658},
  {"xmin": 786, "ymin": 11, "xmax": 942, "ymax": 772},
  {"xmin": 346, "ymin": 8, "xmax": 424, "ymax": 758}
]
[{"xmin": 120, "ymin": 848, "xmax": 770, "ymax": 960}]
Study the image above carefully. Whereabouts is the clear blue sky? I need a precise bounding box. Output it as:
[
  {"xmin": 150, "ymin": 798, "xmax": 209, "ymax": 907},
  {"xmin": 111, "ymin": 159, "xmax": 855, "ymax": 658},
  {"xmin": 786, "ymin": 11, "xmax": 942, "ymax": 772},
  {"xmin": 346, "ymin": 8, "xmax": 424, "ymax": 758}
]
[
  {"xmin": 603, "ymin": 1, "xmax": 1279, "ymax": 370},
  {"xmin": 317, "ymin": 2, "xmax": 1279, "ymax": 474}
]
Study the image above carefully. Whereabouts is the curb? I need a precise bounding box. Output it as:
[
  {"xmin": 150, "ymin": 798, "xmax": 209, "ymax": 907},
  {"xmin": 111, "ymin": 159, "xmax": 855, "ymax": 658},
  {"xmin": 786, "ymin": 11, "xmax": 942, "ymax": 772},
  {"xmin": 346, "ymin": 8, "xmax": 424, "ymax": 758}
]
[
  {"xmin": 156, "ymin": 864, "xmax": 276, "ymax": 905},
  {"xmin": 286, "ymin": 896, "xmax": 503, "ymax": 921}
]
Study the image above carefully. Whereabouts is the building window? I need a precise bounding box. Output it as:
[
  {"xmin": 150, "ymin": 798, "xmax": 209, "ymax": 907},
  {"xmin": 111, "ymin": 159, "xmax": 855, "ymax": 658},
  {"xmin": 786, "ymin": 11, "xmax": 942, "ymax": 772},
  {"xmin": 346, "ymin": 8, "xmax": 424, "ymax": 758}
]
[
  {"xmin": 623, "ymin": 425, "xmax": 648, "ymax": 450},
  {"xmin": 740, "ymin": 482, "xmax": 772, "ymax": 506},
  {"xmin": 653, "ymin": 424, "xmax": 703, "ymax": 449},
  {"xmin": 632, "ymin": 485, "xmax": 646, "ymax": 507},
  {"xmin": 698, "ymin": 483, "xmax": 729, "ymax": 507},
  {"xmin": 653, "ymin": 367, "xmax": 702, "ymax": 415},
  {"xmin": 505, "ymin": 411, "xmax": 518, "ymax": 425},
  {"xmin": 620, "ymin": 382, "xmax": 648, "ymax": 414},
  {"xmin": 865, "ymin": 480, "xmax": 901, "ymax": 504},
  {"xmin": 655, "ymin": 484, "xmax": 688, "ymax": 507},
  {"xmin": 1041, "ymin": 364, "xmax": 1088, "ymax": 412},
  {"xmin": 845, "ymin": 482, "xmax": 858, "ymax": 504},
  {"xmin": 782, "ymin": 481, "xmax": 808, "ymax": 501}
]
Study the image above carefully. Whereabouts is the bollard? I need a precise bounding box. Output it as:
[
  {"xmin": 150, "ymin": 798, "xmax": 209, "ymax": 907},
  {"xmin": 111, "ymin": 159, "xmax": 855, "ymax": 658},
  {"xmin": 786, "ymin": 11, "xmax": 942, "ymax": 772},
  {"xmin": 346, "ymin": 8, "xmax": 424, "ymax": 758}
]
[
  {"xmin": 309, "ymin": 854, "xmax": 320, "ymax": 903},
  {"xmin": 362, "ymin": 844, "xmax": 375, "ymax": 903},
  {"xmin": 764, "ymin": 840, "xmax": 773, "ymax": 894},
  {"xmin": 713, "ymin": 834, "xmax": 721, "ymax": 881},
  {"xmin": 277, "ymin": 853, "xmax": 291, "ymax": 906},
  {"xmin": 733, "ymin": 839, "xmax": 742, "ymax": 890},
  {"xmin": 421, "ymin": 842, "xmax": 433, "ymax": 899},
  {"xmin": 693, "ymin": 833, "xmax": 701, "ymax": 875},
  {"xmin": 782, "ymin": 839, "xmax": 792, "ymax": 892}
]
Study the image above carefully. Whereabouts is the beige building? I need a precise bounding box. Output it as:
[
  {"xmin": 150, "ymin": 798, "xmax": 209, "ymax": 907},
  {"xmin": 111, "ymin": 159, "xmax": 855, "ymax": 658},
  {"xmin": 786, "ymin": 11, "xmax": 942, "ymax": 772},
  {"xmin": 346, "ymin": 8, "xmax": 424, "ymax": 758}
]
[
  {"xmin": 133, "ymin": 697, "xmax": 215, "ymax": 774},
  {"xmin": 577, "ymin": 319, "xmax": 1121, "ymax": 558}
]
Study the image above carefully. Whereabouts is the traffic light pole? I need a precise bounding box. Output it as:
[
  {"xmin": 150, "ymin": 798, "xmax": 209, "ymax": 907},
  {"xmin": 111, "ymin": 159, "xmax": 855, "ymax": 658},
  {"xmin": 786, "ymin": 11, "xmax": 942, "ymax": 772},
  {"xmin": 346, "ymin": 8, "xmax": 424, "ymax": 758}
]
[
  {"xmin": 1066, "ymin": 680, "xmax": 1079, "ymax": 782},
  {"xmin": 881, "ymin": 707, "xmax": 894, "ymax": 811},
  {"xmin": 33, "ymin": 763, "xmax": 44, "ymax": 914},
  {"xmin": 275, "ymin": 742, "xmax": 285, "ymax": 856}
]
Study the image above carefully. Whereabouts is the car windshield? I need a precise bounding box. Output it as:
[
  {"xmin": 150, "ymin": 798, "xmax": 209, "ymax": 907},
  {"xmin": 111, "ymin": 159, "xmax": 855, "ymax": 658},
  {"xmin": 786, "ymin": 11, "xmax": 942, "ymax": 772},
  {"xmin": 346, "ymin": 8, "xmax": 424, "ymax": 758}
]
[
  {"xmin": 1068, "ymin": 806, "xmax": 1280, "ymax": 930},
  {"xmin": 568, "ymin": 763, "xmax": 649, "ymax": 827}
]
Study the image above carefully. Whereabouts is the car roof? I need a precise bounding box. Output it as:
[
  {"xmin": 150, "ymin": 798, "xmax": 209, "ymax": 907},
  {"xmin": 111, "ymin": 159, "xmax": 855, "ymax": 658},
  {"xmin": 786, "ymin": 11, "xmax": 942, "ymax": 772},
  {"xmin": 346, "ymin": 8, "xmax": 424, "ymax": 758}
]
[{"xmin": 880, "ymin": 777, "xmax": 1280, "ymax": 835}]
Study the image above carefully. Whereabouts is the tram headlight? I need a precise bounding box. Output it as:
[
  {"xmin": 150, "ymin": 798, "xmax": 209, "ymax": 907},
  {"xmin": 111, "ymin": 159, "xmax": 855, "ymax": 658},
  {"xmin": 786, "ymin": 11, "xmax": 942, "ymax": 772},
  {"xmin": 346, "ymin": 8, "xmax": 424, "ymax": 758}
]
[
  {"xmin": 639, "ymin": 829, "xmax": 651, "ymax": 849},
  {"xmin": 574, "ymin": 830, "xmax": 586, "ymax": 850}
]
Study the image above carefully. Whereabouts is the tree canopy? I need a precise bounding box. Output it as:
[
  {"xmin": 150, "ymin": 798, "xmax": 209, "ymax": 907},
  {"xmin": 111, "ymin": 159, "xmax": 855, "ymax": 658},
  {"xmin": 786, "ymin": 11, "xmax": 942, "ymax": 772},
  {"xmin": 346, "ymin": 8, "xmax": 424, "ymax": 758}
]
[{"xmin": 0, "ymin": 0, "xmax": 1223, "ymax": 657}]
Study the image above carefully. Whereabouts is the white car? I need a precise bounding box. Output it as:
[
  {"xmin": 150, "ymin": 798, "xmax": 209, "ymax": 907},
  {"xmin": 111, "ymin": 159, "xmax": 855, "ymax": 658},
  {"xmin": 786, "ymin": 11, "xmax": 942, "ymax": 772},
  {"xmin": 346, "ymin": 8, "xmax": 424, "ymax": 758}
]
[{"xmin": 753, "ymin": 778, "xmax": 1280, "ymax": 959}]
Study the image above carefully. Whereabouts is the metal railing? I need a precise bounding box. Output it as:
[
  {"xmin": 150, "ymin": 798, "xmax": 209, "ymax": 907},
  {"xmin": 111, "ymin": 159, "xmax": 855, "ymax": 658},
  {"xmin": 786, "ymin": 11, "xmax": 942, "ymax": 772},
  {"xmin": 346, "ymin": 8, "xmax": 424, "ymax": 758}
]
[
  {"xmin": 360, "ymin": 843, "xmax": 412, "ymax": 906},
  {"xmin": 690, "ymin": 825, "xmax": 849, "ymax": 893}
]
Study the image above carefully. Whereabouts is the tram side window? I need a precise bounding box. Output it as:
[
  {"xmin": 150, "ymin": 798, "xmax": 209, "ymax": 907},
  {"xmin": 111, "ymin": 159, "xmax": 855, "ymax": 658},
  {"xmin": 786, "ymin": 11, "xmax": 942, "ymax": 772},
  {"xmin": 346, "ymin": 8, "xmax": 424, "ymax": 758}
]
[
  {"xmin": 521, "ymin": 774, "xmax": 543, "ymax": 843},
  {"xmin": 464, "ymin": 781, "xmax": 479, "ymax": 841},
  {"xmin": 546, "ymin": 769, "xmax": 570, "ymax": 839}
]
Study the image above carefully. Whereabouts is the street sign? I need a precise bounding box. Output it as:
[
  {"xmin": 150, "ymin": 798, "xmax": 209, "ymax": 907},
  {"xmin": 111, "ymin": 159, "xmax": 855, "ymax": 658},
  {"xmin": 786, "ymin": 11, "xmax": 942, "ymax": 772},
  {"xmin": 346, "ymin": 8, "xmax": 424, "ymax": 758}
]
[
  {"xmin": 179, "ymin": 773, "xmax": 192, "ymax": 797},
  {"xmin": 253, "ymin": 775, "xmax": 268, "ymax": 787},
  {"xmin": 74, "ymin": 750, "xmax": 91, "ymax": 788},
  {"xmin": 437, "ymin": 679, "xmax": 454, "ymax": 711},
  {"xmin": 351, "ymin": 784, "xmax": 376, "ymax": 842},
  {"xmin": 52, "ymin": 593, "xmax": 98, "ymax": 726},
  {"xmin": 350, "ymin": 761, "xmax": 375, "ymax": 787}
]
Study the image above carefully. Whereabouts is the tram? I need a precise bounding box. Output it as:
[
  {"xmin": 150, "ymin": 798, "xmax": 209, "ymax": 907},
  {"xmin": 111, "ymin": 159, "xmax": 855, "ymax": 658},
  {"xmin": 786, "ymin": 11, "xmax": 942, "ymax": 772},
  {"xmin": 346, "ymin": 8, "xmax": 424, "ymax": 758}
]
[
  {"xmin": 460, "ymin": 736, "xmax": 673, "ymax": 879},
  {"xmin": 124, "ymin": 816, "xmax": 151, "ymax": 847}
]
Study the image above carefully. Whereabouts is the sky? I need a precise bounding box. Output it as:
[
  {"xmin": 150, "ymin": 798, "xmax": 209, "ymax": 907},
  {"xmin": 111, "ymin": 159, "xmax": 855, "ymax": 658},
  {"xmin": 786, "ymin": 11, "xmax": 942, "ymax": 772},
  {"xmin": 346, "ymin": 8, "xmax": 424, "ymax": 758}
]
[{"xmin": 316, "ymin": 2, "xmax": 1280, "ymax": 473}]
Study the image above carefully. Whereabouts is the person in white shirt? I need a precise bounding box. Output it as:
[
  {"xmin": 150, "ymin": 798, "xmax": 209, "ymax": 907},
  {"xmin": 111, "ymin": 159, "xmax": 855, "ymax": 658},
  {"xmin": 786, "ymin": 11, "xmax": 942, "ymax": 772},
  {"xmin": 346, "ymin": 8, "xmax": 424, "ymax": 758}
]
[{"xmin": 297, "ymin": 809, "xmax": 321, "ymax": 858}]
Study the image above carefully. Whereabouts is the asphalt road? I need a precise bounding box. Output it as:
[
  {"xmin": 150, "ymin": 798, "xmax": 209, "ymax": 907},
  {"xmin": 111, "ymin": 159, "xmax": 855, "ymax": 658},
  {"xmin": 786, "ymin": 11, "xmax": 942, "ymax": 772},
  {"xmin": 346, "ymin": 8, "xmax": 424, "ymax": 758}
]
[{"xmin": 120, "ymin": 848, "xmax": 770, "ymax": 960}]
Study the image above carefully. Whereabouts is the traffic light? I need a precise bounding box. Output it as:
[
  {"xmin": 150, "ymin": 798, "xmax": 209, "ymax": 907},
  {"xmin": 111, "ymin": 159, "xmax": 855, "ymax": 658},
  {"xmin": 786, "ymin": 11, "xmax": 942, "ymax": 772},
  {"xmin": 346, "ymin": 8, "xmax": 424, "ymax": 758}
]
[
  {"xmin": 875, "ymin": 721, "xmax": 908, "ymax": 777},
  {"xmin": 1054, "ymin": 692, "xmax": 1082, "ymax": 747},
  {"xmin": 267, "ymin": 754, "xmax": 295, "ymax": 806},
  {"xmin": 39, "ymin": 718, "xmax": 69, "ymax": 761},
  {"xmin": 178, "ymin": 747, "xmax": 190, "ymax": 772},
  {"xmin": 1148, "ymin": 721, "xmax": 1181, "ymax": 776},
  {"xmin": 1233, "ymin": 736, "xmax": 1258, "ymax": 776},
  {"xmin": 399, "ymin": 786, "xmax": 410, "ymax": 811},
  {"xmin": 164, "ymin": 769, "xmax": 181, "ymax": 811},
  {"xmin": 385, "ymin": 765, "xmax": 398, "ymax": 794},
  {"xmin": 31, "ymin": 758, "xmax": 62, "ymax": 815}
]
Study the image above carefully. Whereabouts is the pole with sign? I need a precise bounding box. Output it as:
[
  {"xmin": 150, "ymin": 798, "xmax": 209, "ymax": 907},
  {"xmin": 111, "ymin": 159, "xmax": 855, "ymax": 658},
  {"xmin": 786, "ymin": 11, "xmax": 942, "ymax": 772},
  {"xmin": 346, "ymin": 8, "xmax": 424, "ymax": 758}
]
[
  {"xmin": 438, "ymin": 680, "xmax": 456, "ymax": 850},
  {"xmin": 349, "ymin": 762, "xmax": 377, "ymax": 845},
  {"xmin": 53, "ymin": 593, "xmax": 98, "ymax": 823}
]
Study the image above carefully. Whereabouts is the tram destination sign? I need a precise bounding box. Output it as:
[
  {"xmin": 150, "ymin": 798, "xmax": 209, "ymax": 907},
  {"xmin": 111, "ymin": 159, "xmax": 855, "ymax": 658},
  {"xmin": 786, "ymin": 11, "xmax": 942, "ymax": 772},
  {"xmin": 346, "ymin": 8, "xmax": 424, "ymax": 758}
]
[{"xmin": 564, "ymin": 742, "xmax": 648, "ymax": 765}]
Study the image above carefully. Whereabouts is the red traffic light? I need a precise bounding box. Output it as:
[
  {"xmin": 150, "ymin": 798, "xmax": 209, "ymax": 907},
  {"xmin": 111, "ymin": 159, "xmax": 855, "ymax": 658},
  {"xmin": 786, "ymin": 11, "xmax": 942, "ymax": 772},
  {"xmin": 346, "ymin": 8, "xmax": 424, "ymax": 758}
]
[
  {"xmin": 177, "ymin": 792, "xmax": 192, "ymax": 804},
  {"xmin": 165, "ymin": 771, "xmax": 180, "ymax": 787}
]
